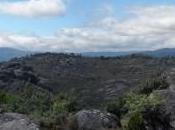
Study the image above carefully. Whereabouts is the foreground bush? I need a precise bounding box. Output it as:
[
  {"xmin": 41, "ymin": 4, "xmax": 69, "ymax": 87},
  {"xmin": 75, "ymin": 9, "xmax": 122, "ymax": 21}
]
[
  {"xmin": 0, "ymin": 85, "xmax": 78, "ymax": 130},
  {"xmin": 127, "ymin": 112, "xmax": 145, "ymax": 130},
  {"xmin": 106, "ymin": 92, "xmax": 169, "ymax": 130},
  {"xmin": 124, "ymin": 93, "xmax": 162, "ymax": 114},
  {"xmin": 53, "ymin": 93, "xmax": 77, "ymax": 114},
  {"xmin": 106, "ymin": 97, "xmax": 126, "ymax": 118}
]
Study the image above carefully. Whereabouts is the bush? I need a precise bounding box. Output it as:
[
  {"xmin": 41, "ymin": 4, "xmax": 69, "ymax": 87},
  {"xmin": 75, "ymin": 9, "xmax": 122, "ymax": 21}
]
[
  {"xmin": 0, "ymin": 91, "xmax": 7, "ymax": 104},
  {"xmin": 0, "ymin": 91, "xmax": 23, "ymax": 112},
  {"xmin": 53, "ymin": 93, "xmax": 77, "ymax": 114},
  {"xmin": 39, "ymin": 112, "xmax": 69, "ymax": 130},
  {"xmin": 106, "ymin": 97, "xmax": 126, "ymax": 118},
  {"xmin": 127, "ymin": 112, "xmax": 145, "ymax": 130},
  {"xmin": 139, "ymin": 75, "xmax": 169, "ymax": 95},
  {"xmin": 108, "ymin": 92, "xmax": 164, "ymax": 129},
  {"xmin": 124, "ymin": 93, "xmax": 162, "ymax": 114},
  {"xmin": 123, "ymin": 92, "xmax": 165, "ymax": 130}
]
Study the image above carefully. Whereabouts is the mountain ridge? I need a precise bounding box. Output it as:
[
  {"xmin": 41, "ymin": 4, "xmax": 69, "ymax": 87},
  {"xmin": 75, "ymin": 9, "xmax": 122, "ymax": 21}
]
[
  {"xmin": 82, "ymin": 48, "xmax": 175, "ymax": 57},
  {"xmin": 1, "ymin": 47, "xmax": 175, "ymax": 62},
  {"xmin": 0, "ymin": 47, "xmax": 31, "ymax": 62}
]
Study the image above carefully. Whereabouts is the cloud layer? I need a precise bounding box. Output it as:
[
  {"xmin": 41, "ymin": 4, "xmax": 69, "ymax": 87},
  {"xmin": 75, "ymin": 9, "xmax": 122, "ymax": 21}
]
[
  {"xmin": 0, "ymin": 5, "xmax": 175, "ymax": 52},
  {"xmin": 0, "ymin": 0, "xmax": 66, "ymax": 17}
]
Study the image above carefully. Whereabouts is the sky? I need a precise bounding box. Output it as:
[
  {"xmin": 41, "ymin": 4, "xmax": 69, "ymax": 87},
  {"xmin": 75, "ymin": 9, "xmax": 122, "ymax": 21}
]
[{"xmin": 0, "ymin": 0, "xmax": 175, "ymax": 52}]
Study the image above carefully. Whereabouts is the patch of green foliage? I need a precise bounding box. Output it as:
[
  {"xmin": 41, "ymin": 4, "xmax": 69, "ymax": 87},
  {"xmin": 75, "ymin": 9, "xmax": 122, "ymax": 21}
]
[
  {"xmin": 139, "ymin": 74, "xmax": 169, "ymax": 95},
  {"xmin": 0, "ymin": 91, "xmax": 23, "ymax": 112},
  {"xmin": 37, "ymin": 93, "xmax": 78, "ymax": 130},
  {"xmin": 106, "ymin": 97, "xmax": 126, "ymax": 119},
  {"xmin": 106, "ymin": 92, "xmax": 163, "ymax": 130},
  {"xmin": 124, "ymin": 93, "xmax": 162, "ymax": 114},
  {"xmin": 53, "ymin": 93, "xmax": 77, "ymax": 114},
  {"xmin": 0, "ymin": 84, "xmax": 78, "ymax": 130},
  {"xmin": 127, "ymin": 112, "xmax": 145, "ymax": 130}
]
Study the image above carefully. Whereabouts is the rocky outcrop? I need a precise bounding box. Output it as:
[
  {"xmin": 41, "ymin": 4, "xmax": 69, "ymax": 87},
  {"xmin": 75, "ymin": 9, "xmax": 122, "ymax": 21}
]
[
  {"xmin": 0, "ymin": 62, "xmax": 39, "ymax": 84},
  {"xmin": 0, "ymin": 62, "xmax": 40, "ymax": 92},
  {"xmin": 70, "ymin": 109, "xmax": 121, "ymax": 130},
  {"xmin": 142, "ymin": 106, "xmax": 174, "ymax": 130},
  {"xmin": 155, "ymin": 68, "xmax": 175, "ymax": 129},
  {"xmin": 0, "ymin": 113, "xmax": 39, "ymax": 130}
]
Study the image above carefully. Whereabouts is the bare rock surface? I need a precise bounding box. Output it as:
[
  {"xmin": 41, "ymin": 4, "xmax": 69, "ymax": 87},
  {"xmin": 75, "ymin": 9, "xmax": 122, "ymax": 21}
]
[
  {"xmin": 0, "ymin": 113, "xmax": 39, "ymax": 130},
  {"xmin": 72, "ymin": 109, "xmax": 121, "ymax": 130}
]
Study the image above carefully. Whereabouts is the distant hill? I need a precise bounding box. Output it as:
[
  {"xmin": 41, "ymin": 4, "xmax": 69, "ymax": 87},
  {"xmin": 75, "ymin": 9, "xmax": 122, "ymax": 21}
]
[
  {"xmin": 141, "ymin": 48, "xmax": 175, "ymax": 57},
  {"xmin": 0, "ymin": 47, "xmax": 31, "ymax": 62},
  {"xmin": 82, "ymin": 51, "xmax": 137, "ymax": 57},
  {"xmin": 82, "ymin": 48, "xmax": 175, "ymax": 57},
  {"xmin": 1, "ymin": 47, "xmax": 175, "ymax": 62}
]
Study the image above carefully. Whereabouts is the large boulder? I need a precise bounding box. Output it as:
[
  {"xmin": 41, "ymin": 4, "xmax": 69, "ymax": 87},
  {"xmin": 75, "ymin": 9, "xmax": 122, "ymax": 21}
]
[
  {"xmin": 0, "ymin": 113, "xmax": 40, "ymax": 130},
  {"xmin": 70, "ymin": 109, "xmax": 121, "ymax": 130}
]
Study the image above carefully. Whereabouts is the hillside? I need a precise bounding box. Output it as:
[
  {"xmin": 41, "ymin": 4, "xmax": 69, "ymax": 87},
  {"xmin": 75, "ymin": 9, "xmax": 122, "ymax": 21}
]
[
  {"xmin": 0, "ymin": 47, "xmax": 31, "ymax": 62},
  {"xmin": 0, "ymin": 53, "xmax": 174, "ymax": 108},
  {"xmin": 1, "ymin": 53, "xmax": 175, "ymax": 129}
]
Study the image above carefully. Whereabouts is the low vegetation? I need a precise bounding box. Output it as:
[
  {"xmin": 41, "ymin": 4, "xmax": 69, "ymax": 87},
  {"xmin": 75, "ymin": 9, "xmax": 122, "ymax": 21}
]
[
  {"xmin": 106, "ymin": 92, "xmax": 171, "ymax": 130},
  {"xmin": 0, "ymin": 84, "xmax": 78, "ymax": 129},
  {"xmin": 139, "ymin": 74, "xmax": 169, "ymax": 95},
  {"xmin": 0, "ymin": 72, "xmax": 171, "ymax": 130},
  {"xmin": 106, "ymin": 83, "xmax": 173, "ymax": 130},
  {"xmin": 0, "ymin": 53, "xmax": 174, "ymax": 130}
]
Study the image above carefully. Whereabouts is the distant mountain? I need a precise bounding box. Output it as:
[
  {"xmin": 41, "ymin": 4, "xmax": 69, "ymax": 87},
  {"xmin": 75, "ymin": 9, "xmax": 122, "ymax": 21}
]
[
  {"xmin": 82, "ymin": 51, "xmax": 138, "ymax": 57},
  {"xmin": 1, "ymin": 47, "xmax": 175, "ymax": 62},
  {"xmin": 0, "ymin": 47, "xmax": 31, "ymax": 62},
  {"xmin": 141, "ymin": 48, "xmax": 175, "ymax": 57},
  {"xmin": 82, "ymin": 48, "xmax": 175, "ymax": 57}
]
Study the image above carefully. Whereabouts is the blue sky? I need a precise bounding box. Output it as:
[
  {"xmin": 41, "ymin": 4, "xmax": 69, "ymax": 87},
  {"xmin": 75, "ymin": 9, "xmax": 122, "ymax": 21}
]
[
  {"xmin": 0, "ymin": 0, "xmax": 175, "ymax": 52},
  {"xmin": 0, "ymin": 0, "xmax": 173, "ymax": 35}
]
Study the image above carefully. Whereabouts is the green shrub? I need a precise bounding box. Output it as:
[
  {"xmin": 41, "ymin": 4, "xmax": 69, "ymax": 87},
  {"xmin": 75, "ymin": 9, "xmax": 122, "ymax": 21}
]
[
  {"xmin": 0, "ymin": 91, "xmax": 8, "ymax": 104},
  {"xmin": 127, "ymin": 112, "xmax": 145, "ymax": 130},
  {"xmin": 106, "ymin": 92, "xmax": 163, "ymax": 129},
  {"xmin": 0, "ymin": 91, "xmax": 23, "ymax": 112},
  {"xmin": 106, "ymin": 97, "xmax": 126, "ymax": 118},
  {"xmin": 53, "ymin": 93, "xmax": 77, "ymax": 114},
  {"xmin": 53, "ymin": 101, "xmax": 69, "ymax": 114},
  {"xmin": 0, "ymin": 85, "xmax": 53, "ymax": 114},
  {"xmin": 139, "ymin": 75, "xmax": 169, "ymax": 95},
  {"xmin": 0, "ymin": 87, "xmax": 78, "ymax": 130},
  {"xmin": 39, "ymin": 112, "xmax": 69, "ymax": 130},
  {"xmin": 124, "ymin": 93, "xmax": 162, "ymax": 114}
]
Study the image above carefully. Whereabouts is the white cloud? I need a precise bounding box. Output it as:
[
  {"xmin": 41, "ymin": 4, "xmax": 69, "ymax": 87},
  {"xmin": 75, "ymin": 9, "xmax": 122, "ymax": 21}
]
[
  {"xmin": 1, "ymin": 5, "xmax": 175, "ymax": 52},
  {"xmin": 0, "ymin": 0, "xmax": 66, "ymax": 17}
]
